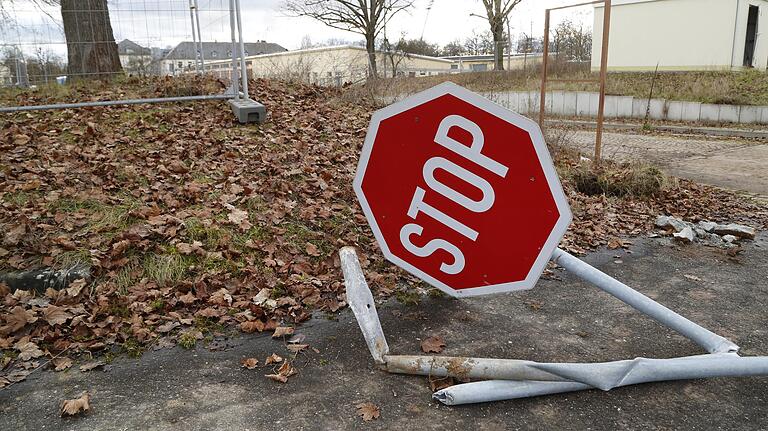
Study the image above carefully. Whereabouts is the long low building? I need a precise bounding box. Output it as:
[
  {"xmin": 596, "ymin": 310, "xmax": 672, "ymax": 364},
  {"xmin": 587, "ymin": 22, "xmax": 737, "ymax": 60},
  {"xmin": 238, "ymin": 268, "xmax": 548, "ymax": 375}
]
[{"xmin": 204, "ymin": 45, "xmax": 454, "ymax": 85}]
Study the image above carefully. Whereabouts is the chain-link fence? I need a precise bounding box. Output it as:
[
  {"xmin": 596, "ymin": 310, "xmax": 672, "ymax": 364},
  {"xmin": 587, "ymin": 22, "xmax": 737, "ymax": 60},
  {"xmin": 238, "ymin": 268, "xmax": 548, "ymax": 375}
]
[{"xmin": 0, "ymin": 0, "xmax": 264, "ymax": 121}]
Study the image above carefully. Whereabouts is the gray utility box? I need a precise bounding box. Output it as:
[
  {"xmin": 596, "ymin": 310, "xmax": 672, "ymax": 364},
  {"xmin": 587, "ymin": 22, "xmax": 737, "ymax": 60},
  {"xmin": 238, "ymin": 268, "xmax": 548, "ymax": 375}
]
[{"xmin": 228, "ymin": 98, "xmax": 267, "ymax": 124}]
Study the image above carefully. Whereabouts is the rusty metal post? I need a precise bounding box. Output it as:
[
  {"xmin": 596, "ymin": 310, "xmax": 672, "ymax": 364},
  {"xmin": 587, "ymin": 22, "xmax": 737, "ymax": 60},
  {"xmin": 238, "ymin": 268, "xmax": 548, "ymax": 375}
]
[
  {"xmin": 594, "ymin": 0, "xmax": 612, "ymax": 162},
  {"xmin": 539, "ymin": 9, "xmax": 551, "ymax": 127}
]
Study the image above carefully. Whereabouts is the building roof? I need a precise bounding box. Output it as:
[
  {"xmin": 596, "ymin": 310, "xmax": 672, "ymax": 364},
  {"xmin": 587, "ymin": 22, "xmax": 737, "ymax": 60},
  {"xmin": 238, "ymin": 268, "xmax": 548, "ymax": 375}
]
[
  {"xmin": 441, "ymin": 53, "xmax": 544, "ymax": 62},
  {"xmin": 203, "ymin": 44, "xmax": 454, "ymax": 65},
  {"xmin": 117, "ymin": 39, "xmax": 151, "ymax": 56},
  {"xmin": 164, "ymin": 41, "xmax": 287, "ymax": 60}
]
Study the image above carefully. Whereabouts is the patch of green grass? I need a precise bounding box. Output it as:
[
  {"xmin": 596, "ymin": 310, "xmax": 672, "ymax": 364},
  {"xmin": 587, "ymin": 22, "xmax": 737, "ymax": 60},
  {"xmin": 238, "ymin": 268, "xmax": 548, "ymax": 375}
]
[
  {"xmin": 108, "ymin": 303, "xmax": 132, "ymax": 319},
  {"xmin": 149, "ymin": 298, "xmax": 165, "ymax": 311},
  {"xmin": 55, "ymin": 249, "xmax": 92, "ymax": 268},
  {"xmin": 194, "ymin": 316, "xmax": 225, "ymax": 334},
  {"xmin": 184, "ymin": 217, "xmax": 224, "ymax": 249},
  {"xmin": 177, "ymin": 332, "xmax": 197, "ymax": 350},
  {"xmin": 122, "ymin": 338, "xmax": 143, "ymax": 359},
  {"xmin": 395, "ymin": 289, "xmax": 421, "ymax": 306},
  {"xmin": 2, "ymin": 191, "xmax": 38, "ymax": 207},
  {"xmin": 114, "ymin": 261, "xmax": 141, "ymax": 295},
  {"xmin": 142, "ymin": 253, "xmax": 193, "ymax": 287},
  {"xmin": 565, "ymin": 162, "xmax": 673, "ymax": 198},
  {"xmin": 427, "ymin": 288, "xmax": 447, "ymax": 299}
]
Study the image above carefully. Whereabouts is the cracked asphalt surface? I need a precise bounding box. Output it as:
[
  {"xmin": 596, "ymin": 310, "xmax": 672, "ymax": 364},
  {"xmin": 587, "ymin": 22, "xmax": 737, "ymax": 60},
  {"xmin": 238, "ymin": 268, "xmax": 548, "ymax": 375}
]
[{"xmin": 2, "ymin": 234, "xmax": 767, "ymax": 430}]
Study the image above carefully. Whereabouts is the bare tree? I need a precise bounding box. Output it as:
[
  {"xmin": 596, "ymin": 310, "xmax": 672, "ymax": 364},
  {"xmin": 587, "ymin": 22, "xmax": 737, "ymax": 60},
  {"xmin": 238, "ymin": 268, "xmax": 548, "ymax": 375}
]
[
  {"xmin": 479, "ymin": 0, "xmax": 523, "ymax": 71},
  {"xmin": 0, "ymin": 0, "xmax": 123, "ymax": 80},
  {"xmin": 283, "ymin": 0, "xmax": 414, "ymax": 79}
]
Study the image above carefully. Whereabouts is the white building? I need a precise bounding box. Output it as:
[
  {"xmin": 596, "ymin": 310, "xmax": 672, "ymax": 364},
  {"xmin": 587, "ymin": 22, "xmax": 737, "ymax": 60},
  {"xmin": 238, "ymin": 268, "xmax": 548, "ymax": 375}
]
[
  {"xmin": 0, "ymin": 64, "xmax": 12, "ymax": 86},
  {"xmin": 162, "ymin": 41, "xmax": 286, "ymax": 76},
  {"xmin": 117, "ymin": 39, "xmax": 153, "ymax": 75},
  {"xmin": 592, "ymin": 0, "xmax": 768, "ymax": 71},
  {"xmin": 203, "ymin": 45, "xmax": 455, "ymax": 85}
]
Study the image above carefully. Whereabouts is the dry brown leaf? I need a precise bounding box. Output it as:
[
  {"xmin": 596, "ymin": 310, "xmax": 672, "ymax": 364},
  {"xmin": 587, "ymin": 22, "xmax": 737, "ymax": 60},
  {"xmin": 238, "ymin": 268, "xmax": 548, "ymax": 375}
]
[
  {"xmin": 60, "ymin": 392, "xmax": 90, "ymax": 417},
  {"xmin": 265, "ymin": 353, "xmax": 283, "ymax": 365},
  {"xmin": 272, "ymin": 326, "xmax": 294, "ymax": 338},
  {"xmin": 44, "ymin": 305, "xmax": 73, "ymax": 326},
  {"xmin": 16, "ymin": 341, "xmax": 44, "ymax": 361},
  {"xmin": 277, "ymin": 361, "xmax": 297, "ymax": 378},
  {"xmin": 52, "ymin": 357, "xmax": 74, "ymax": 371},
  {"xmin": 305, "ymin": 243, "xmax": 321, "ymax": 257},
  {"xmin": 2, "ymin": 306, "xmax": 38, "ymax": 334},
  {"xmin": 356, "ymin": 402, "xmax": 380, "ymax": 422},
  {"xmin": 227, "ymin": 208, "xmax": 252, "ymax": 231},
  {"xmin": 429, "ymin": 375, "xmax": 456, "ymax": 392},
  {"xmin": 79, "ymin": 361, "xmax": 105, "ymax": 372},
  {"xmin": 66, "ymin": 279, "xmax": 87, "ymax": 297},
  {"xmin": 420, "ymin": 335, "xmax": 446, "ymax": 354},
  {"xmin": 240, "ymin": 320, "xmax": 265, "ymax": 333},
  {"xmin": 240, "ymin": 357, "xmax": 259, "ymax": 369},
  {"xmin": 287, "ymin": 344, "xmax": 308, "ymax": 353},
  {"xmin": 265, "ymin": 373, "xmax": 287, "ymax": 383},
  {"xmin": 178, "ymin": 292, "xmax": 198, "ymax": 305}
]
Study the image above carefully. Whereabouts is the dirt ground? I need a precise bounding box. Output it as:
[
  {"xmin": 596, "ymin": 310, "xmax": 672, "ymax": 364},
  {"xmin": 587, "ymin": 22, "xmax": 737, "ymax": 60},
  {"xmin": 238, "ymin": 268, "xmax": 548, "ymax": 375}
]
[
  {"xmin": 2, "ymin": 234, "xmax": 767, "ymax": 431},
  {"xmin": 566, "ymin": 129, "xmax": 768, "ymax": 197}
]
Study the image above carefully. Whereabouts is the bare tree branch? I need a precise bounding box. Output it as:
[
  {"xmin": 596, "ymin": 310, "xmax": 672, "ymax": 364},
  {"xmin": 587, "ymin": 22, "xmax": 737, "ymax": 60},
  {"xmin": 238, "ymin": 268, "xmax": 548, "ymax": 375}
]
[
  {"xmin": 283, "ymin": 0, "xmax": 414, "ymax": 78},
  {"xmin": 479, "ymin": 0, "xmax": 524, "ymax": 71}
]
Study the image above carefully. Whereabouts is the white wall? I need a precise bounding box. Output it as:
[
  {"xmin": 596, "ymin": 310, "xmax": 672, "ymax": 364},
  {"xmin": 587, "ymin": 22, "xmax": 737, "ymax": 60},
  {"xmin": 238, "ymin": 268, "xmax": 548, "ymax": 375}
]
[
  {"xmin": 593, "ymin": 0, "xmax": 768, "ymax": 71},
  {"xmin": 731, "ymin": 0, "xmax": 768, "ymax": 69}
]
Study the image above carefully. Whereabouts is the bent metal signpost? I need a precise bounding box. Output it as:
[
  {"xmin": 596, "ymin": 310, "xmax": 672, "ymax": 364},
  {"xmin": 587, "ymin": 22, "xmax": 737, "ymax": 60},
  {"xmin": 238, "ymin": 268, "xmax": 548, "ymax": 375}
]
[{"xmin": 340, "ymin": 82, "xmax": 768, "ymax": 405}]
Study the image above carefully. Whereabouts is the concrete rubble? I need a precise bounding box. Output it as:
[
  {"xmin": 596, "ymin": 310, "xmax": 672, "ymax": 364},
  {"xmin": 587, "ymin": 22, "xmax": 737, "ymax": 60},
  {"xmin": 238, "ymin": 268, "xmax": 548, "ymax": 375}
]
[{"xmin": 655, "ymin": 215, "xmax": 757, "ymax": 247}]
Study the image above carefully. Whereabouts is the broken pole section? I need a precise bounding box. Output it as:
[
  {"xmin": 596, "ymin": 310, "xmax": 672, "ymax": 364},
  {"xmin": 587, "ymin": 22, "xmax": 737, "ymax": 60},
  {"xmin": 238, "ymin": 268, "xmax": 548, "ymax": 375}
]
[{"xmin": 550, "ymin": 248, "xmax": 739, "ymax": 354}]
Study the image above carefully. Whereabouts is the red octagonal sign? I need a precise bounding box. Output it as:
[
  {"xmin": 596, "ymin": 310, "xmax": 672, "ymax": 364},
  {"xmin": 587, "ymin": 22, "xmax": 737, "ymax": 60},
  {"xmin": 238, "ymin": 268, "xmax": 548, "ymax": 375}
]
[{"xmin": 354, "ymin": 83, "xmax": 572, "ymax": 297}]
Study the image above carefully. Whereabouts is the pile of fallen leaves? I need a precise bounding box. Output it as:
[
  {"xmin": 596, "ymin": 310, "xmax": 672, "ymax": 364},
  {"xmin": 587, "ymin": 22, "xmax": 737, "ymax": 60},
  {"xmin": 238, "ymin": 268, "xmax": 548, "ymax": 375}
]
[{"xmin": 1, "ymin": 76, "xmax": 766, "ymax": 386}]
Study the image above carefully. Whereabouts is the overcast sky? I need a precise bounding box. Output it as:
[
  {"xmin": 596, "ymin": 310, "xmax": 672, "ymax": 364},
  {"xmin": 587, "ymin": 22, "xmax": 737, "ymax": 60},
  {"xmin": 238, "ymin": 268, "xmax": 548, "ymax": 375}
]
[{"xmin": 1, "ymin": 0, "xmax": 594, "ymax": 55}]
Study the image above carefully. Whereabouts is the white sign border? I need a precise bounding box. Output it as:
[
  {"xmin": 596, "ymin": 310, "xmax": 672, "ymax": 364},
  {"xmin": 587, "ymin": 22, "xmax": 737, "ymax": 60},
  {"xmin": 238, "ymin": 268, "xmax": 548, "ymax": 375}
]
[{"xmin": 353, "ymin": 82, "xmax": 573, "ymax": 298}]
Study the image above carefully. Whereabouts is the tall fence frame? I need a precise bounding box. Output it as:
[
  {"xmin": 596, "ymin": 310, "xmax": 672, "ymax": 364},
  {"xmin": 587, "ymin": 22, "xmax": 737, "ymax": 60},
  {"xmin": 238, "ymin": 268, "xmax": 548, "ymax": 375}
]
[
  {"xmin": 539, "ymin": 0, "xmax": 611, "ymax": 161},
  {"xmin": 0, "ymin": 0, "xmax": 262, "ymax": 122}
]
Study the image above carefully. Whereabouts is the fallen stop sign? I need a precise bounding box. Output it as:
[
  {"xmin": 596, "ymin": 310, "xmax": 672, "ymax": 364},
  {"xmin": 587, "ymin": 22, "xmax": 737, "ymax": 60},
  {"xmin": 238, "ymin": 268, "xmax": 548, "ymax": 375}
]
[{"xmin": 354, "ymin": 83, "xmax": 572, "ymax": 297}]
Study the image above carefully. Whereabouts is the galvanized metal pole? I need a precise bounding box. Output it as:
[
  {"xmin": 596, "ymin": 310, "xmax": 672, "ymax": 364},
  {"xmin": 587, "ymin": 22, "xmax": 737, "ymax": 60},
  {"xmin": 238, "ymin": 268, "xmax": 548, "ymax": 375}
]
[
  {"xmin": 0, "ymin": 95, "xmax": 232, "ymax": 113},
  {"xmin": 194, "ymin": 0, "xmax": 205, "ymax": 71},
  {"xmin": 551, "ymin": 248, "xmax": 738, "ymax": 354},
  {"xmin": 594, "ymin": 0, "xmax": 611, "ymax": 161},
  {"xmin": 228, "ymin": 0, "xmax": 240, "ymax": 99},
  {"xmin": 538, "ymin": 9, "xmax": 550, "ymax": 127},
  {"xmin": 435, "ymin": 353, "xmax": 768, "ymax": 405},
  {"xmin": 188, "ymin": 0, "xmax": 200, "ymax": 73},
  {"xmin": 234, "ymin": 0, "xmax": 249, "ymax": 98}
]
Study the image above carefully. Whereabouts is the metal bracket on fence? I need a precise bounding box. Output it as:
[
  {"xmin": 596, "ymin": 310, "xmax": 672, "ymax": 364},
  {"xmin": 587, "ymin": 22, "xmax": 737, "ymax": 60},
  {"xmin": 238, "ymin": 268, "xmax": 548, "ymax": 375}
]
[{"xmin": 339, "ymin": 246, "xmax": 768, "ymax": 405}]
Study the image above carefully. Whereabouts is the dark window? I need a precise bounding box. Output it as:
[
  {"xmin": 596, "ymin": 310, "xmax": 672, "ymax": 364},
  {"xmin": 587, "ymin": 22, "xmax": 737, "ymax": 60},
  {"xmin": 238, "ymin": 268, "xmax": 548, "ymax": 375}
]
[{"xmin": 744, "ymin": 5, "xmax": 759, "ymax": 67}]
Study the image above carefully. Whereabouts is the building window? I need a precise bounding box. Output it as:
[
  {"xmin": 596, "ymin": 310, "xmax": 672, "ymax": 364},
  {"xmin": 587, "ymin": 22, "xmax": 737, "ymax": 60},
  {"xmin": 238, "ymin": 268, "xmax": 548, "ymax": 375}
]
[
  {"xmin": 211, "ymin": 51, "xmax": 217, "ymax": 58},
  {"xmin": 450, "ymin": 64, "xmax": 458, "ymax": 70},
  {"xmin": 470, "ymin": 63, "xmax": 488, "ymax": 72}
]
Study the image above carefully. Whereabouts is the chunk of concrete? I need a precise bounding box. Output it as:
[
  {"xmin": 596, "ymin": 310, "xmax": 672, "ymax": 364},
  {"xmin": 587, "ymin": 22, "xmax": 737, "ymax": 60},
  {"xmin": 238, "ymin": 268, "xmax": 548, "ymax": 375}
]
[
  {"xmin": 563, "ymin": 92, "xmax": 578, "ymax": 116},
  {"xmin": 666, "ymin": 101, "xmax": 683, "ymax": 121},
  {"xmin": 616, "ymin": 96, "xmax": 634, "ymax": 118},
  {"xmin": 739, "ymin": 106, "xmax": 761, "ymax": 124},
  {"xmin": 712, "ymin": 223, "xmax": 756, "ymax": 239},
  {"xmin": 722, "ymin": 235, "xmax": 738, "ymax": 243},
  {"xmin": 673, "ymin": 227, "xmax": 696, "ymax": 243},
  {"xmin": 698, "ymin": 221, "xmax": 717, "ymax": 232},
  {"xmin": 718, "ymin": 105, "xmax": 740, "ymax": 123},
  {"xmin": 228, "ymin": 98, "xmax": 267, "ymax": 124},
  {"xmin": 680, "ymin": 102, "xmax": 702, "ymax": 122},
  {"xmin": 656, "ymin": 215, "xmax": 690, "ymax": 232},
  {"xmin": 700, "ymin": 104, "xmax": 720, "ymax": 122},
  {"xmin": 576, "ymin": 92, "xmax": 593, "ymax": 117}
]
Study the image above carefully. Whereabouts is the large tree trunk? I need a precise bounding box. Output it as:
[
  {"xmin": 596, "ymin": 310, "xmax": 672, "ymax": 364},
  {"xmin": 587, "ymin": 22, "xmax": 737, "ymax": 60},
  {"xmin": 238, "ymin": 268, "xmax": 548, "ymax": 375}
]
[
  {"xmin": 365, "ymin": 33, "xmax": 378, "ymax": 79},
  {"xmin": 61, "ymin": 0, "xmax": 123, "ymax": 80},
  {"xmin": 491, "ymin": 21, "xmax": 505, "ymax": 71}
]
